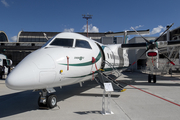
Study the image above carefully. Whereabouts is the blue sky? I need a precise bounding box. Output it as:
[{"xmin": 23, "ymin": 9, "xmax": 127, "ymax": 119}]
[{"xmin": 0, "ymin": 0, "xmax": 180, "ymax": 42}]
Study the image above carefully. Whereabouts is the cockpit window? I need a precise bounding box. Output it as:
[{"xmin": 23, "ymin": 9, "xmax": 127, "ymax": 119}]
[
  {"xmin": 50, "ymin": 38, "xmax": 74, "ymax": 47},
  {"xmin": 75, "ymin": 39, "xmax": 91, "ymax": 49}
]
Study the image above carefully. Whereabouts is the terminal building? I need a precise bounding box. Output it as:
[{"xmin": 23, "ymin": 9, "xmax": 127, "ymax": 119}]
[
  {"xmin": 1, "ymin": 27, "xmax": 180, "ymax": 71},
  {"xmin": 17, "ymin": 31, "xmax": 124, "ymax": 44}
]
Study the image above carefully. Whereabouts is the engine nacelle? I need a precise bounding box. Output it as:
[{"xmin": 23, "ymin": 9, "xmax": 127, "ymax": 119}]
[
  {"xmin": 146, "ymin": 49, "xmax": 158, "ymax": 59},
  {"xmin": 146, "ymin": 49, "xmax": 159, "ymax": 70}
]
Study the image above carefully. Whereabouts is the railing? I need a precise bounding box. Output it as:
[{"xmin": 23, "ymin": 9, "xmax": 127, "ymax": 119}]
[{"xmin": 102, "ymin": 60, "xmax": 122, "ymax": 78}]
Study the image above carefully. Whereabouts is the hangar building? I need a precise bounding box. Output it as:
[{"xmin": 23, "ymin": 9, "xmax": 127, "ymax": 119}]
[
  {"xmin": 0, "ymin": 31, "xmax": 9, "ymax": 42},
  {"xmin": 17, "ymin": 31, "xmax": 124, "ymax": 44}
]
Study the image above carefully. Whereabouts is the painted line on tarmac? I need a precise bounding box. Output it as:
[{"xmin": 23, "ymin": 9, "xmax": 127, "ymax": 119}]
[{"xmin": 127, "ymin": 84, "xmax": 180, "ymax": 107}]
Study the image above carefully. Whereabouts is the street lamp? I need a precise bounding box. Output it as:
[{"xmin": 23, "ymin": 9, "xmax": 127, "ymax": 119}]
[{"xmin": 82, "ymin": 14, "xmax": 93, "ymax": 37}]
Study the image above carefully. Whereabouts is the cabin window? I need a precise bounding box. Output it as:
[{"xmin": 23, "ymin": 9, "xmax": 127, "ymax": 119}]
[
  {"xmin": 75, "ymin": 39, "xmax": 92, "ymax": 49},
  {"xmin": 50, "ymin": 38, "xmax": 74, "ymax": 47}
]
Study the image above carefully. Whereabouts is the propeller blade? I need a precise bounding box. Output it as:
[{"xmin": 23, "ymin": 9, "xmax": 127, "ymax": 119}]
[
  {"xmin": 155, "ymin": 23, "xmax": 174, "ymax": 42},
  {"xmin": 130, "ymin": 49, "xmax": 149, "ymax": 66},
  {"xmin": 161, "ymin": 54, "xmax": 175, "ymax": 65},
  {"xmin": 131, "ymin": 27, "xmax": 150, "ymax": 44}
]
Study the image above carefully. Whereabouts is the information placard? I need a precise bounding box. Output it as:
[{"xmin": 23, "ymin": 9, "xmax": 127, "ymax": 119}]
[{"xmin": 104, "ymin": 83, "xmax": 114, "ymax": 92}]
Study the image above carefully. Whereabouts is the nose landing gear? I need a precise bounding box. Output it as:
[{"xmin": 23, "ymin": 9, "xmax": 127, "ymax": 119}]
[{"xmin": 38, "ymin": 89, "xmax": 57, "ymax": 109}]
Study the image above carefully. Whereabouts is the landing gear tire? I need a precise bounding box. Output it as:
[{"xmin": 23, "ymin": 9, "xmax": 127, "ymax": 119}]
[
  {"xmin": 148, "ymin": 74, "xmax": 151, "ymax": 83},
  {"xmin": 47, "ymin": 94, "xmax": 57, "ymax": 108},
  {"xmin": 153, "ymin": 75, "xmax": 156, "ymax": 83}
]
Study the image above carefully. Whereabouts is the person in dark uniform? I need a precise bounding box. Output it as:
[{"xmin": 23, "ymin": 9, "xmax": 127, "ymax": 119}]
[
  {"xmin": 2, "ymin": 65, "xmax": 5, "ymax": 79},
  {"xmin": 0, "ymin": 65, "xmax": 2, "ymax": 79},
  {"xmin": 8, "ymin": 66, "xmax": 10, "ymax": 75}
]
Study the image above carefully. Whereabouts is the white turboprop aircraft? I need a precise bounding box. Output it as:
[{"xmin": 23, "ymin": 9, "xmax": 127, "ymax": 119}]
[
  {"xmin": 6, "ymin": 23, "xmax": 180, "ymax": 108},
  {"xmin": 5, "ymin": 32, "xmax": 130, "ymax": 108}
]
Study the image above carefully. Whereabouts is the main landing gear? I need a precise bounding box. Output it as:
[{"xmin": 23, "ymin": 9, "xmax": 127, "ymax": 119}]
[
  {"xmin": 148, "ymin": 74, "xmax": 156, "ymax": 83},
  {"xmin": 38, "ymin": 89, "xmax": 57, "ymax": 109}
]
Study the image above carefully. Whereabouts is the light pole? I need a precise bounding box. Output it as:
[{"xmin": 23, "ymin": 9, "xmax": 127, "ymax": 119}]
[{"xmin": 82, "ymin": 14, "xmax": 92, "ymax": 37}]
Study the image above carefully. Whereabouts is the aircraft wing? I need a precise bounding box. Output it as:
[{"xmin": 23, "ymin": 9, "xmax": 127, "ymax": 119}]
[
  {"xmin": 121, "ymin": 42, "xmax": 147, "ymax": 49},
  {"xmin": 105, "ymin": 29, "xmax": 150, "ymax": 37},
  {"xmin": 167, "ymin": 40, "xmax": 180, "ymax": 46},
  {"xmin": 121, "ymin": 40, "xmax": 180, "ymax": 49}
]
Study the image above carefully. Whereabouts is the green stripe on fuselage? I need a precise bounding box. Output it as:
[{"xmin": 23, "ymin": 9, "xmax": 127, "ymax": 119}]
[{"xmin": 59, "ymin": 51, "xmax": 102, "ymax": 66}]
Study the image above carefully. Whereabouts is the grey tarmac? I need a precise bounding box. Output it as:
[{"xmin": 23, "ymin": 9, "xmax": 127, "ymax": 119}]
[{"xmin": 0, "ymin": 72, "xmax": 180, "ymax": 120}]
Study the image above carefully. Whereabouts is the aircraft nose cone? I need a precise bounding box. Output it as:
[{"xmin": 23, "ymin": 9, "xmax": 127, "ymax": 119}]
[
  {"xmin": 6, "ymin": 62, "xmax": 39, "ymax": 90},
  {"xmin": 6, "ymin": 48, "xmax": 57, "ymax": 90}
]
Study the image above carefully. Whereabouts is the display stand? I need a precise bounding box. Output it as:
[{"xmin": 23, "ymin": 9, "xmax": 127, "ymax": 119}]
[{"xmin": 101, "ymin": 83, "xmax": 114, "ymax": 115}]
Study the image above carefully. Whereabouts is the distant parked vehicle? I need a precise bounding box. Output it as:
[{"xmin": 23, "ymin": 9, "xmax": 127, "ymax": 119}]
[{"xmin": 0, "ymin": 54, "xmax": 12, "ymax": 75}]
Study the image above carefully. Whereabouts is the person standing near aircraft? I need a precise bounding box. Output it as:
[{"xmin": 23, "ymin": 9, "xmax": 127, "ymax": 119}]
[
  {"xmin": 2, "ymin": 65, "xmax": 5, "ymax": 79},
  {"xmin": 0, "ymin": 65, "xmax": 2, "ymax": 79},
  {"xmin": 7, "ymin": 66, "xmax": 11, "ymax": 75}
]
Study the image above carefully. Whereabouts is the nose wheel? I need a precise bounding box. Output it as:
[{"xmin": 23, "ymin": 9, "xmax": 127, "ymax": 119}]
[
  {"xmin": 47, "ymin": 94, "xmax": 57, "ymax": 108},
  {"xmin": 38, "ymin": 89, "xmax": 57, "ymax": 109}
]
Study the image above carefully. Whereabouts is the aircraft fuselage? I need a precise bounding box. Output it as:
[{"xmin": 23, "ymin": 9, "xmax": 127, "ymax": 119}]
[{"xmin": 6, "ymin": 33, "xmax": 129, "ymax": 90}]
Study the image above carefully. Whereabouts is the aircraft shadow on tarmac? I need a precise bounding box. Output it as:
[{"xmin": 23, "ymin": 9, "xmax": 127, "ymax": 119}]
[
  {"xmin": 119, "ymin": 71, "xmax": 180, "ymax": 87},
  {"xmin": 0, "ymin": 90, "xmax": 38, "ymax": 118},
  {"xmin": 0, "ymin": 79, "xmax": 120, "ymax": 118}
]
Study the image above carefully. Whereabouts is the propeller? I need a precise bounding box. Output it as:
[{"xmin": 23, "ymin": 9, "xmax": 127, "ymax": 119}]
[
  {"xmin": 129, "ymin": 23, "xmax": 175, "ymax": 67},
  {"xmin": 131, "ymin": 49, "xmax": 149, "ymax": 66},
  {"xmin": 161, "ymin": 53, "xmax": 175, "ymax": 65},
  {"xmin": 131, "ymin": 27, "xmax": 150, "ymax": 44},
  {"xmin": 154, "ymin": 23, "xmax": 174, "ymax": 42}
]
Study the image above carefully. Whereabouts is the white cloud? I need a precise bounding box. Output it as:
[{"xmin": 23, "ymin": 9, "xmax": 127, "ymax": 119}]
[
  {"xmin": 82, "ymin": 24, "xmax": 99, "ymax": 33},
  {"xmin": 150, "ymin": 25, "xmax": 166, "ymax": 35},
  {"xmin": 1, "ymin": 0, "xmax": 9, "ymax": 7},
  {"xmin": 129, "ymin": 25, "xmax": 166, "ymax": 37},
  {"xmin": 63, "ymin": 28, "xmax": 74, "ymax": 32},
  {"xmin": 10, "ymin": 36, "xmax": 17, "ymax": 42},
  {"xmin": 134, "ymin": 25, "xmax": 144, "ymax": 29},
  {"xmin": 130, "ymin": 25, "xmax": 144, "ymax": 31}
]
